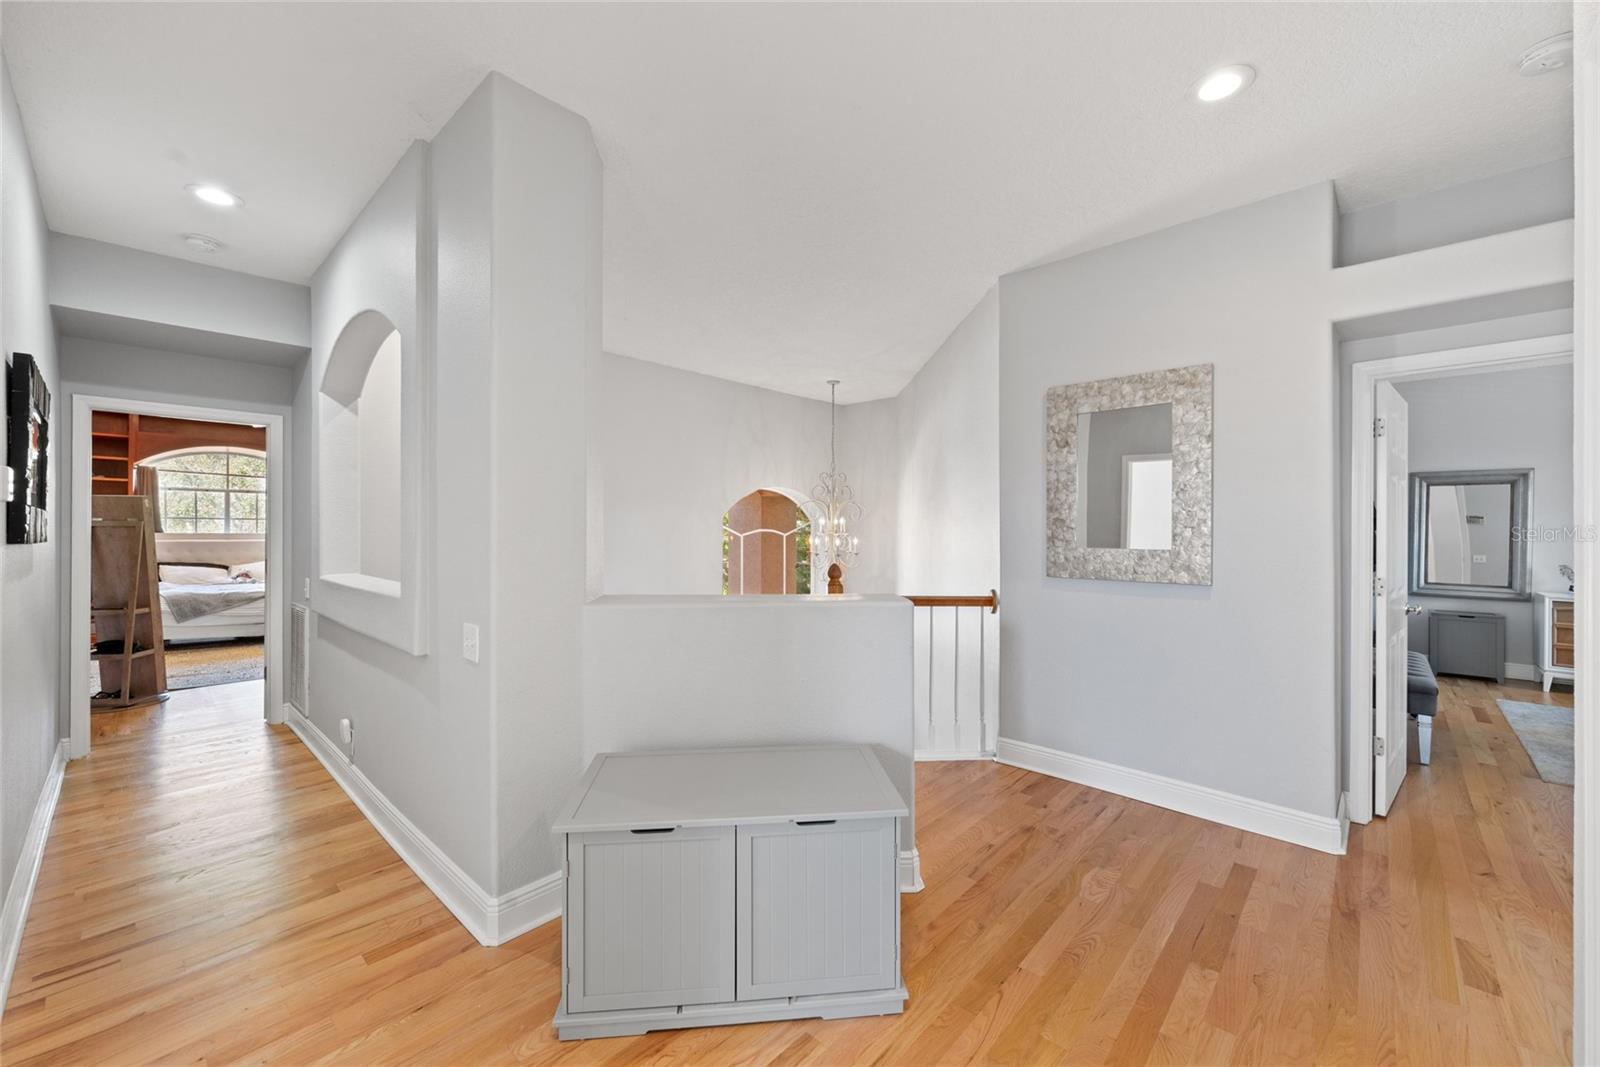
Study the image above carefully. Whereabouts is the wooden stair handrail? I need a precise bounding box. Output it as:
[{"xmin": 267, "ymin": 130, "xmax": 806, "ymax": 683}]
[{"xmin": 903, "ymin": 590, "xmax": 998, "ymax": 614}]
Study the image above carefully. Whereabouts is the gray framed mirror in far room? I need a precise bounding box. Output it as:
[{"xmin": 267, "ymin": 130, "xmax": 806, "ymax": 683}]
[
  {"xmin": 1409, "ymin": 468, "xmax": 1532, "ymax": 601},
  {"xmin": 1045, "ymin": 363, "xmax": 1213, "ymax": 585}
]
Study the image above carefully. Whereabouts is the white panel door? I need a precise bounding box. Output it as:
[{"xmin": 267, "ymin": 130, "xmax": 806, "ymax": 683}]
[
  {"xmin": 566, "ymin": 826, "xmax": 735, "ymax": 1013},
  {"xmin": 737, "ymin": 819, "xmax": 898, "ymax": 1000},
  {"xmin": 1373, "ymin": 381, "xmax": 1410, "ymax": 817}
]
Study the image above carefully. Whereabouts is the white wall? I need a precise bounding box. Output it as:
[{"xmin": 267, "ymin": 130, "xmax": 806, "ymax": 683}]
[
  {"xmin": 1396, "ymin": 363, "xmax": 1574, "ymax": 669},
  {"xmin": 893, "ymin": 287, "xmax": 999, "ymax": 595},
  {"xmin": 599, "ymin": 352, "xmax": 833, "ymax": 594},
  {"xmin": 583, "ymin": 595, "xmax": 916, "ymax": 859},
  {"xmin": 998, "ymin": 184, "xmax": 1342, "ymax": 820},
  {"xmin": 0, "ymin": 53, "xmax": 61, "ymax": 911},
  {"xmin": 356, "ymin": 330, "xmax": 401, "ymax": 581},
  {"xmin": 600, "ymin": 286, "xmax": 998, "ymax": 602},
  {"xmin": 837, "ymin": 398, "xmax": 899, "ymax": 595}
]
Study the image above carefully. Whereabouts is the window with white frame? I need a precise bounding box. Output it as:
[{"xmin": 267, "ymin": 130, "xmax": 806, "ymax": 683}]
[{"xmin": 147, "ymin": 448, "xmax": 267, "ymax": 534}]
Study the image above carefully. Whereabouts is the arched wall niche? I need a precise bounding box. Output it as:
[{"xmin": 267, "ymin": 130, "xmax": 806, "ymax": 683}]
[
  {"xmin": 308, "ymin": 140, "xmax": 432, "ymax": 657},
  {"xmin": 319, "ymin": 310, "xmax": 403, "ymax": 585}
]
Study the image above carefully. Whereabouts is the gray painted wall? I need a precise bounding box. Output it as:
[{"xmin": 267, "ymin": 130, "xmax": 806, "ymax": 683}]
[
  {"xmin": 599, "ymin": 352, "xmax": 833, "ymax": 595},
  {"xmin": 58, "ymin": 337, "xmax": 296, "ymax": 407},
  {"xmin": 892, "ymin": 286, "xmax": 999, "ymax": 595},
  {"xmin": 0, "ymin": 54, "xmax": 61, "ymax": 905},
  {"xmin": 1397, "ymin": 363, "xmax": 1574, "ymax": 669},
  {"xmin": 299, "ymin": 131, "xmax": 496, "ymax": 889},
  {"xmin": 483, "ymin": 73, "xmax": 600, "ymax": 893},
  {"xmin": 1338, "ymin": 158, "xmax": 1573, "ymax": 267},
  {"xmin": 49, "ymin": 233, "xmax": 309, "ymax": 353},
  {"xmin": 294, "ymin": 72, "xmax": 600, "ymax": 896},
  {"xmin": 999, "ymin": 184, "xmax": 1341, "ymax": 819}
]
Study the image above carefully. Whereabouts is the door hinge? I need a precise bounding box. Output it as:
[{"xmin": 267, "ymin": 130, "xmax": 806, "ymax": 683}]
[
  {"xmin": 1374, "ymin": 737, "xmax": 1386, "ymax": 757},
  {"xmin": 1373, "ymin": 416, "xmax": 1386, "ymax": 438},
  {"xmin": 1373, "ymin": 575, "xmax": 1385, "ymax": 597}
]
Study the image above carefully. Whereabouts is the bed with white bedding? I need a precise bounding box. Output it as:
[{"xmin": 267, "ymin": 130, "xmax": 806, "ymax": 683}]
[
  {"xmin": 160, "ymin": 581, "xmax": 267, "ymax": 643},
  {"xmin": 155, "ymin": 535, "xmax": 268, "ymax": 644}
]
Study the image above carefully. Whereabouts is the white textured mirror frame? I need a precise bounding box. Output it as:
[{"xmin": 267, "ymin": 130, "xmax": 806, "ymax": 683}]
[{"xmin": 1045, "ymin": 363, "xmax": 1214, "ymax": 585}]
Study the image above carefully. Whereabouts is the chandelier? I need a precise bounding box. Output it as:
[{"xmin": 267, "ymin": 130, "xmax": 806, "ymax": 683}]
[{"xmin": 806, "ymin": 380, "xmax": 861, "ymax": 591}]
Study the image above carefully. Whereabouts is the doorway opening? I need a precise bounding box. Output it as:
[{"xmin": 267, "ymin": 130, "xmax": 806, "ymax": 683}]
[
  {"xmin": 70, "ymin": 396, "xmax": 286, "ymax": 757},
  {"xmin": 1346, "ymin": 333, "xmax": 1574, "ymax": 821}
]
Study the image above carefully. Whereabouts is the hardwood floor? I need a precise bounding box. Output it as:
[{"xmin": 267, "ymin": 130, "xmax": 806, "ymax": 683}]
[{"xmin": 1, "ymin": 675, "xmax": 1572, "ymax": 1065}]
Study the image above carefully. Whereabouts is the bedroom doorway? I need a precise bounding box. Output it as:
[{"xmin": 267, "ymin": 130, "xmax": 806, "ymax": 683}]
[{"xmin": 69, "ymin": 395, "xmax": 287, "ymax": 758}]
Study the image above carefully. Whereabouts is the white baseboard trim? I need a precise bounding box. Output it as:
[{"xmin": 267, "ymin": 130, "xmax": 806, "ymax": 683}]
[
  {"xmin": 898, "ymin": 848, "xmax": 924, "ymax": 893},
  {"xmin": 995, "ymin": 737, "xmax": 1345, "ymax": 855},
  {"xmin": 1504, "ymin": 662, "xmax": 1539, "ymax": 682},
  {"xmin": 1, "ymin": 739, "xmax": 68, "ymax": 1010},
  {"xmin": 286, "ymin": 714, "xmax": 559, "ymax": 946},
  {"xmin": 914, "ymin": 749, "xmax": 992, "ymax": 762},
  {"xmin": 495, "ymin": 871, "xmax": 563, "ymax": 942}
]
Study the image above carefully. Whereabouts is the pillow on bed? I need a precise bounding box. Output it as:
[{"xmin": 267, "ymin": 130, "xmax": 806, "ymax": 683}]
[
  {"xmin": 229, "ymin": 560, "xmax": 267, "ymax": 582},
  {"xmin": 159, "ymin": 564, "xmax": 232, "ymax": 585}
]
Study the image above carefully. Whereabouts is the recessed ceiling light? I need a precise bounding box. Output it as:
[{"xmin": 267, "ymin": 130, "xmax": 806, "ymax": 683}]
[
  {"xmin": 1194, "ymin": 64, "xmax": 1255, "ymax": 103},
  {"xmin": 183, "ymin": 233, "xmax": 223, "ymax": 253},
  {"xmin": 187, "ymin": 183, "xmax": 241, "ymax": 208}
]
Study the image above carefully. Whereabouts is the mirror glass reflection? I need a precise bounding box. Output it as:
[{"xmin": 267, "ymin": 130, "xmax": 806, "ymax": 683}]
[
  {"xmin": 1423, "ymin": 481, "xmax": 1513, "ymax": 587},
  {"xmin": 1075, "ymin": 402, "xmax": 1174, "ymax": 550}
]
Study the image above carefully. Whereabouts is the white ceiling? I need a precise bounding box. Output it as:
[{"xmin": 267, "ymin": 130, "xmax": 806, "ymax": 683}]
[{"xmin": 2, "ymin": 2, "xmax": 1573, "ymax": 401}]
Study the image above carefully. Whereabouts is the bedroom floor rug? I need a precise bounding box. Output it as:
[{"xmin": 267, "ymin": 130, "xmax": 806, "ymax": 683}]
[
  {"xmin": 1496, "ymin": 698, "xmax": 1574, "ymax": 786},
  {"xmin": 165, "ymin": 640, "xmax": 265, "ymax": 691}
]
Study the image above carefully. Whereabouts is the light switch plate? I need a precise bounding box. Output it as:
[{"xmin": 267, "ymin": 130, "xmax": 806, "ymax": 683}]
[{"xmin": 462, "ymin": 622, "xmax": 480, "ymax": 664}]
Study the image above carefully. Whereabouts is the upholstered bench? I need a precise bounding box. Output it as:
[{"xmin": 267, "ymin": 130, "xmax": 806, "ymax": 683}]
[{"xmin": 1407, "ymin": 651, "xmax": 1438, "ymax": 764}]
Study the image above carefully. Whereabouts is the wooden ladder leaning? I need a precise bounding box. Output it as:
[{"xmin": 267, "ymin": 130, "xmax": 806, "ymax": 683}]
[{"xmin": 90, "ymin": 495, "xmax": 168, "ymax": 712}]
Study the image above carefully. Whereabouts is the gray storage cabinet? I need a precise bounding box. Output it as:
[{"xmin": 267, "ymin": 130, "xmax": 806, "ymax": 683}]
[
  {"xmin": 553, "ymin": 745, "xmax": 909, "ymax": 1040},
  {"xmin": 1427, "ymin": 610, "xmax": 1506, "ymax": 683}
]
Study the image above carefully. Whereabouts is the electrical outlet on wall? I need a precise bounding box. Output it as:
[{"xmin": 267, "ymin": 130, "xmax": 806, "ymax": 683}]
[
  {"xmin": 462, "ymin": 622, "xmax": 480, "ymax": 664},
  {"xmin": 1473, "ymin": 554, "xmax": 1488, "ymax": 564},
  {"xmin": 304, "ymin": 577, "xmax": 311, "ymax": 599}
]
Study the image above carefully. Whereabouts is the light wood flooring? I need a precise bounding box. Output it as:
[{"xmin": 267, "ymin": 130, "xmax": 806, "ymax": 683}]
[{"xmin": 1, "ymin": 674, "xmax": 1573, "ymax": 1065}]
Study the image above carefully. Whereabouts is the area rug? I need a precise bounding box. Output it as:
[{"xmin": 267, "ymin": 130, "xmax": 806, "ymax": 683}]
[
  {"xmin": 1496, "ymin": 699, "xmax": 1574, "ymax": 786},
  {"xmin": 164, "ymin": 640, "xmax": 265, "ymax": 691}
]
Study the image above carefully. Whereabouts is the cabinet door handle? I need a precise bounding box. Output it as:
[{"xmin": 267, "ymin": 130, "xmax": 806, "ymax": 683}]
[
  {"xmin": 794, "ymin": 819, "xmax": 837, "ymax": 826},
  {"xmin": 629, "ymin": 826, "xmax": 677, "ymax": 834}
]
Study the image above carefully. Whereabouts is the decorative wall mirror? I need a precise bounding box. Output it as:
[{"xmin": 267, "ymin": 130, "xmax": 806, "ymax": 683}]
[
  {"xmin": 1409, "ymin": 468, "xmax": 1531, "ymax": 600},
  {"xmin": 1046, "ymin": 363, "xmax": 1213, "ymax": 585}
]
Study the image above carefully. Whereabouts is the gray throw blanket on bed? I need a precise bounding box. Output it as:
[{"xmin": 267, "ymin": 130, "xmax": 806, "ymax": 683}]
[{"xmin": 162, "ymin": 582, "xmax": 266, "ymax": 623}]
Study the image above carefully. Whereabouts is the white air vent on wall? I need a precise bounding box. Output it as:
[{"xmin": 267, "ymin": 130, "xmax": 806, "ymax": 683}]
[{"xmin": 289, "ymin": 604, "xmax": 310, "ymax": 714}]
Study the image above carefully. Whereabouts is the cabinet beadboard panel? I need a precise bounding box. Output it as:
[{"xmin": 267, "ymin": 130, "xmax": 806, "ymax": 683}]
[
  {"xmin": 737, "ymin": 818, "xmax": 897, "ymax": 999},
  {"xmin": 567, "ymin": 826, "xmax": 735, "ymax": 1013}
]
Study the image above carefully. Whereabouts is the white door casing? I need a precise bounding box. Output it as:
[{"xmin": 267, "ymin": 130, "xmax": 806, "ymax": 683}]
[{"xmin": 1373, "ymin": 381, "xmax": 1409, "ymax": 817}]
